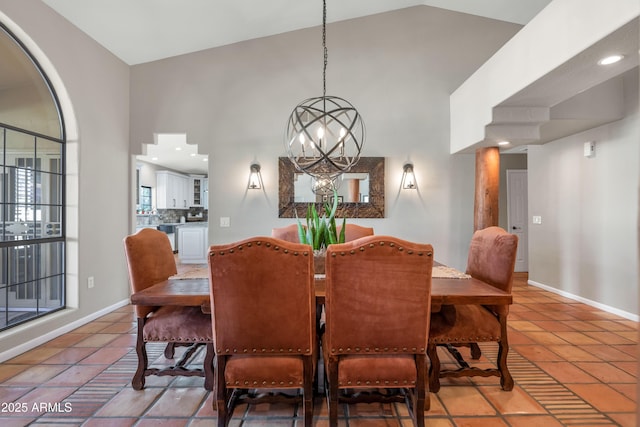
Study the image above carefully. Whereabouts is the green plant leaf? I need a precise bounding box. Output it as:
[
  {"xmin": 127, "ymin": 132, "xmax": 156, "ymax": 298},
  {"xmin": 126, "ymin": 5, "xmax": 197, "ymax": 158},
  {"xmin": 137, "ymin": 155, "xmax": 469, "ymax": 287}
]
[{"xmin": 338, "ymin": 217, "xmax": 346, "ymax": 243}]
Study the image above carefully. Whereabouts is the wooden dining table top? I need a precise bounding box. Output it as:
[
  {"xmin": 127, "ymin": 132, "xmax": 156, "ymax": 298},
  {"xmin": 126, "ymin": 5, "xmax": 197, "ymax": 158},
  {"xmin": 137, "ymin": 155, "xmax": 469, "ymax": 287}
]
[{"xmin": 130, "ymin": 274, "xmax": 512, "ymax": 312}]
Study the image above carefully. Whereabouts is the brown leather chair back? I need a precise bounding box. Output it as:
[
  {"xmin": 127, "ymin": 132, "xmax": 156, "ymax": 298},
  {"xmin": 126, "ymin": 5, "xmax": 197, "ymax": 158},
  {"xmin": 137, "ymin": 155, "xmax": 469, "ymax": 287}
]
[
  {"xmin": 466, "ymin": 226, "xmax": 518, "ymax": 316},
  {"xmin": 336, "ymin": 223, "xmax": 374, "ymax": 242},
  {"xmin": 124, "ymin": 228, "xmax": 177, "ymax": 318},
  {"xmin": 208, "ymin": 237, "xmax": 315, "ymax": 356},
  {"xmin": 271, "ymin": 224, "xmax": 301, "ymax": 243},
  {"xmin": 325, "ymin": 235, "xmax": 433, "ymax": 355},
  {"xmin": 466, "ymin": 226, "xmax": 518, "ymax": 293}
]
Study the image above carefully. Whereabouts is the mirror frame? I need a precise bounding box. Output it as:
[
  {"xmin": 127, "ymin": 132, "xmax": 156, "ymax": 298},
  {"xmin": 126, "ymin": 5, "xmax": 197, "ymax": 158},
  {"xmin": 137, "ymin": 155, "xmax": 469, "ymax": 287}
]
[{"xmin": 278, "ymin": 156, "xmax": 385, "ymax": 218}]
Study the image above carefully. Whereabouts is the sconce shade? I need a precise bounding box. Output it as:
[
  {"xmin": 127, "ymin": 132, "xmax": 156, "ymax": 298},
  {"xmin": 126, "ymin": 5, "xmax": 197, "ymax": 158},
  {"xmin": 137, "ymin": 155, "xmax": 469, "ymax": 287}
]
[
  {"xmin": 248, "ymin": 163, "xmax": 262, "ymax": 189},
  {"xmin": 402, "ymin": 163, "xmax": 417, "ymax": 190}
]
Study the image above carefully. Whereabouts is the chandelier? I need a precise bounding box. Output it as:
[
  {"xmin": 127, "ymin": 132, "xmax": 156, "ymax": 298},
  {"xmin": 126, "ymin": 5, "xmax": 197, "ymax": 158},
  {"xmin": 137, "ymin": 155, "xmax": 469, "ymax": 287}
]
[{"xmin": 284, "ymin": 0, "xmax": 365, "ymax": 180}]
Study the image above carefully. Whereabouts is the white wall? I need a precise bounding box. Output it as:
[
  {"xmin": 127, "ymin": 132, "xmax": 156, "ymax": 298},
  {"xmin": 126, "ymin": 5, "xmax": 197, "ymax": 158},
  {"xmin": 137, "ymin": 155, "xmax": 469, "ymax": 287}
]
[
  {"xmin": 130, "ymin": 6, "xmax": 522, "ymax": 270},
  {"xmin": 0, "ymin": 0, "xmax": 131, "ymax": 355},
  {"xmin": 527, "ymin": 69, "xmax": 639, "ymax": 317}
]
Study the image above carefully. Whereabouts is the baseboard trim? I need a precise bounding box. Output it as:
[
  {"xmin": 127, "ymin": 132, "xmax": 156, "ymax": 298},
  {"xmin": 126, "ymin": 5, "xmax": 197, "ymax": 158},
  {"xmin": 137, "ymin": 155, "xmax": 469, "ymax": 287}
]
[
  {"xmin": 528, "ymin": 280, "xmax": 639, "ymax": 322},
  {"xmin": 0, "ymin": 299, "xmax": 130, "ymax": 363}
]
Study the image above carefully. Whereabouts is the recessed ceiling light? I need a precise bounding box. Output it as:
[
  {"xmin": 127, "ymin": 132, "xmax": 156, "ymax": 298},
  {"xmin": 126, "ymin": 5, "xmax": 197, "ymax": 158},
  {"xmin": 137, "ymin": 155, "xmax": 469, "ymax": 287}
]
[
  {"xmin": 498, "ymin": 141, "xmax": 510, "ymax": 146},
  {"xmin": 203, "ymin": 158, "xmax": 208, "ymax": 162},
  {"xmin": 598, "ymin": 54, "xmax": 624, "ymax": 65},
  {"xmin": 190, "ymin": 153, "xmax": 196, "ymax": 157},
  {"xmin": 175, "ymin": 147, "xmax": 182, "ymax": 151},
  {"xmin": 152, "ymin": 157, "xmax": 158, "ymax": 161}
]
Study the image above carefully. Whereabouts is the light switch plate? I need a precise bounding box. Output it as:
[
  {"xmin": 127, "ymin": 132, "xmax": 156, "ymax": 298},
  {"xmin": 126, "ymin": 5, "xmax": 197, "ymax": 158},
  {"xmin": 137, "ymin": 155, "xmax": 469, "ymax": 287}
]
[
  {"xmin": 532, "ymin": 215, "xmax": 542, "ymax": 224},
  {"xmin": 220, "ymin": 217, "xmax": 230, "ymax": 227}
]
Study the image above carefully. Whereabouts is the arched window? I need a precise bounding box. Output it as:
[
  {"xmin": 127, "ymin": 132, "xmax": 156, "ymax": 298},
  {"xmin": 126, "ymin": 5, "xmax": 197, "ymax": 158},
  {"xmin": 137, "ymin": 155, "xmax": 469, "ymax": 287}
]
[{"xmin": 0, "ymin": 23, "xmax": 65, "ymax": 331}]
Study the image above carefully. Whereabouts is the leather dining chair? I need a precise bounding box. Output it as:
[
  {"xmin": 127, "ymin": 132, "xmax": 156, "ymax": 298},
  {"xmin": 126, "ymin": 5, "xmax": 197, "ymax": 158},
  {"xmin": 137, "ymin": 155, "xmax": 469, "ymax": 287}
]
[
  {"xmin": 336, "ymin": 223, "xmax": 374, "ymax": 241},
  {"xmin": 208, "ymin": 237, "xmax": 316, "ymax": 427},
  {"xmin": 324, "ymin": 236, "xmax": 434, "ymax": 427},
  {"xmin": 270, "ymin": 223, "xmax": 300, "ymax": 242},
  {"xmin": 427, "ymin": 226, "xmax": 518, "ymax": 392},
  {"xmin": 123, "ymin": 228, "xmax": 214, "ymax": 390}
]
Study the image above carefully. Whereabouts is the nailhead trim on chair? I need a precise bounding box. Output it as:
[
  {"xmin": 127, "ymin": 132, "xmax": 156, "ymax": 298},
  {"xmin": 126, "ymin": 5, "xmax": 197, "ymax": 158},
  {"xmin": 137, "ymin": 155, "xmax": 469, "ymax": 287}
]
[
  {"xmin": 148, "ymin": 336, "xmax": 212, "ymax": 342},
  {"xmin": 331, "ymin": 346, "xmax": 424, "ymax": 353},
  {"xmin": 229, "ymin": 380, "xmax": 302, "ymax": 386},
  {"xmin": 340, "ymin": 379, "xmax": 416, "ymax": 386},
  {"xmin": 209, "ymin": 240, "xmax": 311, "ymax": 258},
  {"xmin": 329, "ymin": 240, "xmax": 432, "ymax": 258},
  {"xmin": 218, "ymin": 347, "xmax": 310, "ymax": 354},
  {"xmin": 430, "ymin": 336, "xmax": 499, "ymax": 343}
]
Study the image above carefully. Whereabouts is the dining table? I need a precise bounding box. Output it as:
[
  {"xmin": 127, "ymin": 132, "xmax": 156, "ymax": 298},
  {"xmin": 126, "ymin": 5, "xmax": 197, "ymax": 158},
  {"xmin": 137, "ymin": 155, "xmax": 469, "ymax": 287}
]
[{"xmin": 130, "ymin": 266, "xmax": 513, "ymax": 313}]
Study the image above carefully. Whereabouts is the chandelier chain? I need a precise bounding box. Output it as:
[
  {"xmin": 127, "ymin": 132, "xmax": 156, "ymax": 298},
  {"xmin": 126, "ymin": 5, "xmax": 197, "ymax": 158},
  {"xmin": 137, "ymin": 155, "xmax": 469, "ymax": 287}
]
[{"xmin": 322, "ymin": 0, "xmax": 327, "ymax": 99}]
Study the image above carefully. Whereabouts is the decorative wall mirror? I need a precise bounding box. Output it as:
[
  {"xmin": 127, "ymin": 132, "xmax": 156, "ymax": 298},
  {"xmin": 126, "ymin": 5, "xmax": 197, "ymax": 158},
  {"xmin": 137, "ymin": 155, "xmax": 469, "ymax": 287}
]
[{"xmin": 278, "ymin": 157, "xmax": 385, "ymax": 218}]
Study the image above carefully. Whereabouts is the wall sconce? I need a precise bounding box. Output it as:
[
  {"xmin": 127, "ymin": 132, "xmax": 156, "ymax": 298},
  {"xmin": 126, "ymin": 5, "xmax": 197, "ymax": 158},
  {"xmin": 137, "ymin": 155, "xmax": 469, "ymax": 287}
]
[
  {"xmin": 248, "ymin": 163, "xmax": 262, "ymax": 189},
  {"xmin": 401, "ymin": 163, "xmax": 417, "ymax": 190}
]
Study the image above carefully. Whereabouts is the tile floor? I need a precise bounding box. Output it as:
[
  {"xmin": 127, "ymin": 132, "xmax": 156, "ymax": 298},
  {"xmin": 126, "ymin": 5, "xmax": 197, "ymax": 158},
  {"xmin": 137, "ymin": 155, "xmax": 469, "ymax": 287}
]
[{"xmin": 0, "ymin": 272, "xmax": 636, "ymax": 426}]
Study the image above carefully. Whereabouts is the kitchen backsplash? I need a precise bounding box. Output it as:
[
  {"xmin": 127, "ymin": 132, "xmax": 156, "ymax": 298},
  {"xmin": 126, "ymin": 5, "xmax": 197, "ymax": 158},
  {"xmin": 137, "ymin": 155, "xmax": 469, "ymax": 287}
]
[{"xmin": 136, "ymin": 208, "xmax": 208, "ymax": 225}]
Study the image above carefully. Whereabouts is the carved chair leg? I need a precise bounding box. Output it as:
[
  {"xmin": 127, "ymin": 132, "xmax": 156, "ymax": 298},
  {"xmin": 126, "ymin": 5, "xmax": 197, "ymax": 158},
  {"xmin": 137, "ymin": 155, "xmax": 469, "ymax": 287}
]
[
  {"xmin": 413, "ymin": 354, "xmax": 427, "ymax": 427},
  {"xmin": 426, "ymin": 344, "xmax": 441, "ymax": 393},
  {"xmin": 132, "ymin": 318, "xmax": 147, "ymax": 390},
  {"xmin": 469, "ymin": 342, "xmax": 482, "ymax": 359},
  {"xmin": 328, "ymin": 358, "xmax": 339, "ymax": 427},
  {"xmin": 204, "ymin": 343, "xmax": 215, "ymax": 391},
  {"xmin": 498, "ymin": 316, "xmax": 514, "ymax": 391},
  {"xmin": 216, "ymin": 355, "xmax": 228, "ymax": 427},
  {"xmin": 303, "ymin": 356, "xmax": 314, "ymax": 427},
  {"xmin": 164, "ymin": 342, "xmax": 176, "ymax": 359}
]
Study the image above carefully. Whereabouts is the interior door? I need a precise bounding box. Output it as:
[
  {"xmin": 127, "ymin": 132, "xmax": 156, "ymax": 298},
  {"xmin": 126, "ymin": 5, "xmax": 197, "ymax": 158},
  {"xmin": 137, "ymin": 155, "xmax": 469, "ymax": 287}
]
[{"xmin": 507, "ymin": 170, "xmax": 528, "ymax": 272}]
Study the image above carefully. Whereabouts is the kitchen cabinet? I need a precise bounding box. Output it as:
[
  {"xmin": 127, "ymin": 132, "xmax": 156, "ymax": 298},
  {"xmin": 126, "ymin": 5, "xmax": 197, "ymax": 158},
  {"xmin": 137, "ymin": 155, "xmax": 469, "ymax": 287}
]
[
  {"xmin": 178, "ymin": 225, "xmax": 208, "ymax": 264},
  {"xmin": 156, "ymin": 171, "xmax": 189, "ymax": 209},
  {"xmin": 189, "ymin": 175, "xmax": 206, "ymax": 207}
]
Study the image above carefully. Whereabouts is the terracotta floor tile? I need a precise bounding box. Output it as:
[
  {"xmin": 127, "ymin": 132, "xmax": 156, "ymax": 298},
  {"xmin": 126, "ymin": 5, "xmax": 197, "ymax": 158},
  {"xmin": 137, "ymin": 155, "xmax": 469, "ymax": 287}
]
[
  {"xmin": 566, "ymin": 383, "xmax": 636, "ymax": 412},
  {"xmin": 17, "ymin": 386, "xmax": 77, "ymax": 415},
  {"xmin": 134, "ymin": 418, "xmax": 192, "ymax": 427},
  {"xmin": 574, "ymin": 362, "xmax": 637, "ymax": 383},
  {"xmin": 479, "ymin": 385, "xmax": 546, "ymax": 415},
  {"xmin": 78, "ymin": 346, "xmax": 131, "ymax": 364},
  {"xmin": 583, "ymin": 331, "xmax": 636, "ymax": 345},
  {"xmin": 44, "ymin": 364, "xmax": 106, "ymax": 386},
  {"xmin": 8, "ymin": 347, "xmax": 64, "ymax": 364},
  {"xmin": 612, "ymin": 361, "xmax": 638, "ymax": 377},
  {"xmin": 610, "ymin": 383, "xmax": 637, "ymax": 402},
  {"xmin": 72, "ymin": 333, "xmax": 120, "ymax": 348},
  {"xmin": 42, "ymin": 333, "xmax": 92, "ymax": 348},
  {"xmin": 546, "ymin": 345, "xmax": 602, "ymax": 362},
  {"xmin": 504, "ymin": 415, "xmax": 565, "ymax": 427},
  {"xmin": 94, "ymin": 387, "xmax": 164, "ymax": 417},
  {"xmin": 551, "ymin": 331, "xmax": 601, "ymax": 345},
  {"xmin": 588, "ymin": 320, "xmax": 635, "ymax": 332},
  {"xmin": 508, "ymin": 321, "xmax": 545, "ymax": 332},
  {"xmin": 0, "ymin": 417, "xmax": 39, "ymax": 427},
  {"xmin": 530, "ymin": 320, "xmax": 576, "ymax": 332},
  {"xmin": 452, "ymin": 417, "xmax": 509, "ymax": 427},
  {"xmin": 72, "ymin": 322, "xmax": 111, "ymax": 334},
  {"xmin": 42, "ymin": 347, "xmax": 97, "ymax": 364},
  {"xmin": 608, "ymin": 411, "xmax": 637, "ymax": 427},
  {"xmin": 521, "ymin": 332, "xmax": 570, "ymax": 346},
  {"xmin": 510, "ymin": 345, "xmax": 564, "ymax": 362},
  {"xmin": 83, "ymin": 417, "xmax": 138, "ymax": 427},
  {"xmin": 0, "ymin": 364, "xmax": 29, "ymax": 382},
  {"xmin": 4, "ymin": 365, "xmax": 68, "ymax": 386},
  {"xmin": 614, "ymin": 331, "xmax": 639, "ymax": 342},
  {"xmin": 436, "ymin": 386, "xmax": 496, "ymax": 416},
  {"xmin": 534, "ymin": 361, "xmax": 597, "ymax": 383},
  {"xmin": 145, "ymin": 388, "xmax": 208, "ymax": 417}
]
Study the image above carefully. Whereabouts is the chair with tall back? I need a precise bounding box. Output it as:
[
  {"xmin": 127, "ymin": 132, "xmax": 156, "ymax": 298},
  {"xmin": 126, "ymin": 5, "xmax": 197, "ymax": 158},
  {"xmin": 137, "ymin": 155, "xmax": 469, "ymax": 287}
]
[
  {"xmin": 271, "ymin": 223, "xmax": 300, "ymax": 242},
  {"xmin": 208, "ymin": 237, "xmax": 316, "ymax": 427},
  {"xmin": 123, "ymin": 228, "xmax": 214, "ymax": 390},
  {"xmin": 427, "ymin": 226, "xmax": 518, "ymax": 392},
  {"xmin": 336, "ymin": 223, "xmax": 374, "ymax": 241},
  {"xmin": 323, "ymin": 236, "xmax": 434, "ymax": 427}
]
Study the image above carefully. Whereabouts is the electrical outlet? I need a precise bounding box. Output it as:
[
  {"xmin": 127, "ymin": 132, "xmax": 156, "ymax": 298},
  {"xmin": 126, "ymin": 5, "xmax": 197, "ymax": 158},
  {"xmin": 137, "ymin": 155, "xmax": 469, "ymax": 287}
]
[
  {"xmin": 532, "ymin": 216, "xmax": 542, "ymax": 225},
  {"xmin": 220, "ymin": 217, "xmax": 230, "ymax": 227},
  {"xmin": 88, "ymin": 276, "xmax": 95, "ymax": 289}
]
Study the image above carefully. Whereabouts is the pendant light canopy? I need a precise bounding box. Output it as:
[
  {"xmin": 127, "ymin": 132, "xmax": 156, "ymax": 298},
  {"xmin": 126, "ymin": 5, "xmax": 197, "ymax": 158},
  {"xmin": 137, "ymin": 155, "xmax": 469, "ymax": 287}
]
[{"xmin": 285, "ymin": 0, "xmax": 365, "ymax": 180}]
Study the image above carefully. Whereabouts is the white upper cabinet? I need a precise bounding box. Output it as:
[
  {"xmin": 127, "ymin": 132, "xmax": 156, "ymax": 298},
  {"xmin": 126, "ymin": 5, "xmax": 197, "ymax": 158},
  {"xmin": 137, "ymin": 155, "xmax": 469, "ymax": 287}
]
[{"xmin": 156, "ymin": 171, "xmax": 189, "ymax": 209}]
